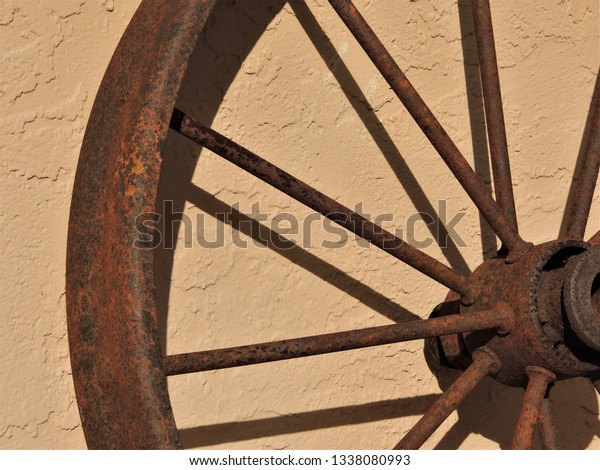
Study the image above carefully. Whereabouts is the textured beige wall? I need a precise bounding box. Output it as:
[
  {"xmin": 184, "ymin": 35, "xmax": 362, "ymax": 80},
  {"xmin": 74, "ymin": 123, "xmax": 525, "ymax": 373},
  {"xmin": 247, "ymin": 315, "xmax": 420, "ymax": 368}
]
[{"xmin": 1, "ymin": 0, "xmax": 598, "ymax": 450}]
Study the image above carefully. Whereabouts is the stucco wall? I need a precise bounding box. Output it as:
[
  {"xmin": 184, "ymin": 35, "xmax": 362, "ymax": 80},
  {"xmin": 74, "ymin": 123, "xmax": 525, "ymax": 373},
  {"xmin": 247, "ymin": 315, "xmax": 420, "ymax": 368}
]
[{"xmin": 1, "ymin": 0, "xmax": 598, "ymax": 449}]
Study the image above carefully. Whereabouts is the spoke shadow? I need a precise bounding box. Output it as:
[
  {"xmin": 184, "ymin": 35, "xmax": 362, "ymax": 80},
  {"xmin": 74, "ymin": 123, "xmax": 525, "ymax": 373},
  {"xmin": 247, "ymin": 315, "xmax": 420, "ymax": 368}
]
[
  {"xmin": 289, "ymin": 0, "xmax": 472, "ymax": 276},
  {"xmin": 558, "ymin": 70, "xmax": 600, "ymax": 239},
  {"xmin": 457, "ymin": 0, "xmax": 498, "ymax": 260},
  {"xmin": 178, "ymin": 394, "xmax": 440, "ymax": 448},
  {"xmin": 185, "ymin": 184, "xmax": 418, "ymax": 324}
]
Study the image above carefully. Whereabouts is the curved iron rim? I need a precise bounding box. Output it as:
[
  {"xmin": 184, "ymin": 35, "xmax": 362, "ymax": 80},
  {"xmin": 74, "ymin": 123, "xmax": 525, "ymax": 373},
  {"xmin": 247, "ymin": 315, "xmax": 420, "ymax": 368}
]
[{"xmin": 66, "ymin": 0, "xmax": 217, "ymax": 449}]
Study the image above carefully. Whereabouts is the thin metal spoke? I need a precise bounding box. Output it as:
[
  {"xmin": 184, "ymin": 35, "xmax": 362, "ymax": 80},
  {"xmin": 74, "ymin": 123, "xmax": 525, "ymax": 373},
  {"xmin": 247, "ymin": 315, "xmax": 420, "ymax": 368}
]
[
  {"xmin": 171, "ymin": 110, "xmax": 481, "ymax": 303},
  {"xmin": 538, "ymin": 397, "xmax": 559, "ymax": 450},
  {"xmin": 471, "ymin": 0, "xmax": 518, "ymax": 232},
  {"xmin": 394, "ymin": 347, "xmax": 500, "ymax": 450},
  {"xmin": 163, "ymin": 307, "xmax": 511, "ymax": 376},
  {"xmin": 328, "ymin": 0, "xmax": 530, "ymax": 258},
  {"xmin": 512, "ymin": 366, "xmax": 555, "ymax": 450},
  {"xmin": 564, "ymin": 79, "xmax": 600, "ymax": 239}
]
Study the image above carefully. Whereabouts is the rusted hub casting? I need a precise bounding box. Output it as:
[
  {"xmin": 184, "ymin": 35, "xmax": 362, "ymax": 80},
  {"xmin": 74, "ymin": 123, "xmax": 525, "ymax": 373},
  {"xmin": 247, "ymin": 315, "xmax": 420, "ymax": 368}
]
[{"xmin": 433, "ymin": 241, "xmax": 600, "ymax": 387}]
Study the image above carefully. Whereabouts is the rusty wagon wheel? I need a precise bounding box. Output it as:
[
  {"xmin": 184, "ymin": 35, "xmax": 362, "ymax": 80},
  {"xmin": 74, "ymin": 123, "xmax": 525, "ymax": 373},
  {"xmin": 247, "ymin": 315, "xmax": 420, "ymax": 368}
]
[{"xmin": 66, "ymin": 0, "xmax": 600, "ymax": 449}]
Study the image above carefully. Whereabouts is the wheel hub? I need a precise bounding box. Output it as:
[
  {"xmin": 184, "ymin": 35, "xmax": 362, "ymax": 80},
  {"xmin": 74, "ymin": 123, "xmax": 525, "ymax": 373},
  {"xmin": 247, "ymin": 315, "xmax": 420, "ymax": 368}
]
[{"xmin": 435, "ymin": 240, "xmax": 600, "ymax": 386}]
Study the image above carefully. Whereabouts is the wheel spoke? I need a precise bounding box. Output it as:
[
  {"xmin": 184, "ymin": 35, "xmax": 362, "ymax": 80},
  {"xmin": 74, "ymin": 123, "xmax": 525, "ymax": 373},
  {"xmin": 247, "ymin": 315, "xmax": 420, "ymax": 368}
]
[
  {"xmin": 589, "ymin": 231, "xmax": 600, "ymax": 246},
  {"xmin": 471, "ymin": 0, "xmax": 518, "ymax": 232},
  {"xmin": 538, "ymin": 397, "xmax": 559, "ymax": 450},
  {"xmin": 163, "ymin": 307, "xmax": 511, "ymax": 376},
  {"xmin": 512, "ymin": 366, "xmax": 555, "ymax": 450},
  {"xmin": 564, "ymin": 81, "xmax": 600, "ymax": 239},
  {"xmin": 394, "ymin": 347, "xmax": 500, "ymax": 449},
  {"xmin": 328, "ymin": 0, "xmax": 530, "ymax": 258},
  {"xmin": 171, "ymin": 110, "xmax": 480, "ymax": 303}
]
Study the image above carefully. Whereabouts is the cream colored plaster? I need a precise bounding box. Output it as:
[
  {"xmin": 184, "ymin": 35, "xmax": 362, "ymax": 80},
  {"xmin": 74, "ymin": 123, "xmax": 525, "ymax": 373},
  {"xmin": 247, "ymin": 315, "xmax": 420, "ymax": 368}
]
[{"xmin": 0, "ymin": 0, "xmax": 598, "ymax": 449}]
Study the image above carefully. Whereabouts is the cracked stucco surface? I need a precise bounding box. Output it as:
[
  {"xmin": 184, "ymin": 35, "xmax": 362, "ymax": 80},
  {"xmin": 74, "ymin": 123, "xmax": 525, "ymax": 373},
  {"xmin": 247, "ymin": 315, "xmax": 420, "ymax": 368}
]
[{"xmin": 0, "ymin": 0, "xmax": 598, "ymax": 449}]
